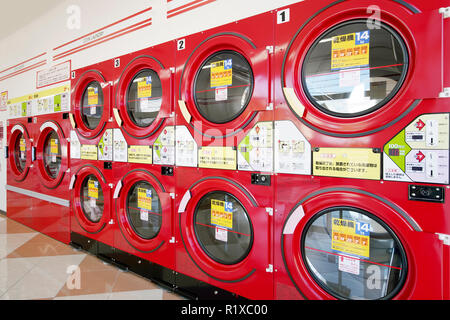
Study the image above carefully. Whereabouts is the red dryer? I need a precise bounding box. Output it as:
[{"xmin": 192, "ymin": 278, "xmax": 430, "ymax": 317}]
[
  {"xmin": 31, "ymin": 88, "xmax": 72, "ymax": 244},
  {"xmin": 110, "ymin": 41, "xmax": 177, "ymax": 284},
  {"xmin": 69, "ymin": 58, "xmax": 117, "ymax": 253},
  {"xmin": 6, "ymin": 116, "xmax": 35, "ymax": 227},
  {"xmin": 273, "ymin": 0, "xmax": 450, "ymax": 299},
  {"xmin": 173, "ymin": 12, "xmax": 275, "ymax": 299}
]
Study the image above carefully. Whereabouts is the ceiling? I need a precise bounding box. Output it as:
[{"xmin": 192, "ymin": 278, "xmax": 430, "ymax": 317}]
[{"xmin": 0, "ymin": 0, "xmax": 63, "ymax": 41}]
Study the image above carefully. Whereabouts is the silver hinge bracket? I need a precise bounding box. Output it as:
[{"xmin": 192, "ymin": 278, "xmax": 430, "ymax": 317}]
[
  {"xmin": 170, "ymin": 67, "xmax": 175, "ymax": 74},
  {"xmin": 266, "ymin": 103, "xmax": 273, "ymax": 111},
  {"xmin": 439, "ymin": 88, "xmax": 450, "ymax": 98},
  {"xmin": 437, "ymin": 233, "xmax": 450, "ymax": 246},
  {"xmin": 439, "ymin": 7, "xmax": 450, "ymax": 18},
  {"xmin": 266, "ymin": 264, "xmax": 273, "ymax": 273},
  {"xmin": 266, "ymin": 207, "xmax": 273, "ymax": 216},
  {"xmin": 170, "ymin": 193, "xmax": 175, "ymax": 199},
  {"xmin": 169, "ymin": 237, "xmax": 176, "ymax": 244},
  {"xmin": 109, "ymin": 219, "xmax": 114, "ymax": 225},
  {"xmin": 266, "ymin": 46, "xmax": 274, "ymax": 54}
]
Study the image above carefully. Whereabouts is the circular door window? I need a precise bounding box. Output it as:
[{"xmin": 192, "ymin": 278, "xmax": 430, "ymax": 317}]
[
  {"xmin": 302, "ymin": 207, "xmax": 407, "ymax": 300},
  {"xmin": 43, "ymin": 131, "xmax": 61, "ymax": 180},
  {"xmin": 193, "ymin": 191, "xmax": 253, "ymax": 265},
  {"xmin": 81, "ymin": 81, "xmax": 104, "ymax": 130},
  {"xmin": 193, "ymin": 50, "xmax": 254, "ymax": 124},
  {"xmin": 13, "ymin": 132, "xmax": 27, "ymax": 173},
  {"xmin": 126, "ymin": 70, "xmax": 163, "ymax": 128},
  {"xmin": 302, "ymin": 20, "xmax": 408, "ymax": 117},
  {"xmin": 80, "ymin": 175, "xmax": 104, "ymax": 223},
  {"xmin": 126, "ymin": 181, "xmax": 162, "ymax": 240}
]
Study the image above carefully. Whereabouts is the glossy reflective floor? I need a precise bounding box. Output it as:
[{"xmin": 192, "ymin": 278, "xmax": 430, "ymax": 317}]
[{"xmin": 0, "ymin": 214, "xmax": 185, "ymax": 300}]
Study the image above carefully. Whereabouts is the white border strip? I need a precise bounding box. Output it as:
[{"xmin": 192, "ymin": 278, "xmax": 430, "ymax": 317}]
[{"xmin": 6, "ymin": 185, "xmax": 70, "ymax": 207}]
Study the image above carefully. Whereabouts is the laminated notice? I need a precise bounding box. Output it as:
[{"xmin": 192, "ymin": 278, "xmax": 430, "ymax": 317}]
[
  {"xmin": 128, "ymin": 145, "xmax": 152, "ymax": 164},
  {"xmin": 211, "ymin": 200, "xmax": 233, "ymax": 229},
  {"xmin": 81, "ymin": 144, "xmax": 98, "ymax": 160},
  {"xmin": 50, "ymin": 139, "xmax": 59, "ymax": 155},
  {"xmin": 137, "ymin": 76, "xmax": 152, "ymax": 98},
  {"xmin": 331, "ymin": 30, "xmax": 370, "ymax": 70},
  {"xmin": 210, "ymin": 59, "xmax": 232, "ymax": 88},
  {"xmin": 313, "ymin": 147, "xmax": 381, "ymax": 180},
  {"xmin": 332, "ymin": 218, "xmax": 370, "ymax": 258},
  {"xmin": 137, "ymin": 188, "xmax": 152, "ymax": 211},
  {"xmin": 199, "ymin": 146, "xmax": 236, "ymax": 170},
  {"xmin": 88, "ymin": 87, "xmax": 99, "ymax": 106},
  {"xmin": 88, "ymin": 180, "xmax": 99, "ymax": 199}
]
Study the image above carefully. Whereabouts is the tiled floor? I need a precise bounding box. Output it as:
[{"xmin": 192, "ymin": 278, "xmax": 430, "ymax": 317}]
[{"xmin": 0, "ymin": 214, "xmax": 185, "ymax": 300}]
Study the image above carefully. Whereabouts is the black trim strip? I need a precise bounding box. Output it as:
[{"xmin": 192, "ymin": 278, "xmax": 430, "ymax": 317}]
[
  {"xmin": 188, "ymin": 176, "xmax": 258, "ymax": 207},
  {"xmin": 299, "ymin": 100, "xmax": 421, "ymax": 138},
  {"xmin": 178, "ymin": 31, "xmax": 257, "ymax": 100}
]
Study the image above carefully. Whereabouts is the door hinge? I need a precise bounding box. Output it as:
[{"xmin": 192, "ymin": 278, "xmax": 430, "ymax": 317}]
[
  {"xmin": 169, "ymin": 237, "xmax": 176, "ymax": 243},
  {"xmin": 437, "ymin": 233, "xmax": 450, "ymax": 245},
  {"xmin": 266, "ymin": 264, "xmax": 274, "ymax": 273},
  {"xmin": 266, "ymin": 207, "xmax": 273, "ymax": 216},
  {"xmin": 439, "ymin": 7, "xmax": 450, "ymax": 18},
  {"xmin": 109, "ymin": 183, "xmax": 114, "ymax": 189},
  {"xmin": 170, "ymin": 193, "xmax": 175, "ymax": 199},
  {"xmin": 266, "ymin": 46, "xmax": 274, "ymax": 54},
  {"xmin": 439, "ymin": 88, "xmax": 450, "ymax": 98},
  {"xmin": 109, "ymin": 219, "xmax": 115, "ymax": 225},
  {"xmin": 266, "ymin": 103, "xmax": 273, "ymax": 111},
  {"xmin": 170, "ymin": 67, "xmax": 175, "ymax": 74}
]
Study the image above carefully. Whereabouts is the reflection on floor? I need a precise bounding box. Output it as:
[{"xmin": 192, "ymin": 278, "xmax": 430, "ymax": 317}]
[{"xmin": 0, "ymin": 214, "xmax": 185, "ymax": 300}]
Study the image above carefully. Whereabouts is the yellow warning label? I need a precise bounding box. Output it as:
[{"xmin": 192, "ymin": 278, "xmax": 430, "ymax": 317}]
[
  {"xmin": 50, "ymin": 139, "xmax": 59, "ymax": 155},
  {"xmin": 211, "ymin": 199, "xmax": 233, "ymax": 229},
  {"xmin": 331, "ymin": 218, "xmax": 370, "ymax": 258},
  {"xmin": 128, "ymin": 145, "xmax": 152, "ymax": 164},
  {"xmin": 137, "ymin": 188, "xmax": 152, "ymax": 210},
  {"xmin": 80, "ymin": 144, "xmax": 98, "ymax": 160},
  {"xmin": 88, "ymin": 87, "xmax": 99, "ymax": 106},
  {"xmin": 331, "ymin": 30, "xmax": 370, "ymax": 70},
  {"xmin": 19, "ymin": 138, "xmax": 26, "ymax": 152},
  {"xmin": 88, "ymin": 180, "xmax": 99, "ymax": 199},
  {"xmin": 137, "ymin": 77, "xmax": 152, "ymax": 98},
  {"xmin": 313, "ymin": 148, "xmax": 381, "ymax": 180},
  {"xmin": 210, "ymin": 59, "xmax": 233, "ymax": 88},
  {"xmin": 198, "ymin": 146, "xmax": 236, "ymax": 170}
]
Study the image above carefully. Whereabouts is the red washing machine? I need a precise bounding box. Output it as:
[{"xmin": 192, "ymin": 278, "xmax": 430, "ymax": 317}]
[
  {"xmin": 173, "ymin": 12, "xmax": 275, "ymax": 299},
  {"xmin": 31, "ymin": 104, "xmax": 72, "ymax": 244},
  {"xmin": 273, "ymin": 0, "xmax": 450, "ymax": 299},
  {"xmin": 69, "ymin": 59, "xmax": 116, "ymax": 253},
  {"xmin": 109, "ymin": 41, "xmax": 177, "ymax": 284},
  {"xmin": 175, "ymin": 169, "xmax": 273, "ymax": 300},
  {"xmin": 6, "ymin": 116, "xmax": 35, "ymax": 227}
]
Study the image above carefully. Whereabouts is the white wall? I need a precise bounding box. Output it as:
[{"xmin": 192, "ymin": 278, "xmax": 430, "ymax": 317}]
[{"xmin": 0, "ymin": 0, "xmax": 304, "ymax": 211}]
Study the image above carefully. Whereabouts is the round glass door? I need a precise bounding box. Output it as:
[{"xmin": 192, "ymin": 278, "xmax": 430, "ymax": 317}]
[
  {"xmin": 81, "ymin": 81, "xmax": 104, "ymax": 130},
  {"xmin": 43, "ymin": 131, "xmax": 61, "ymax": 180},
  {"xmin": 302, "ymin": 20, "xmax": 408, "ymax": 117},
  {"xmin": 126, "ymin": 181, "xmax": 162, "ymax": 240},
  {"xmin": 13, "ymin": 132, "xmax": 27, "ymax": 173},
  {"xmin": 193, "ymin": 50, "xmax": 254, "ymax": 124},
  {"xmin": 193, "ymin": 191, "xmax": 253, "ymax": 265},
  {"xmin": 80, "ymin": 175, "xmax": 104, "ymax": 223},
  {"xmin": 125, "ymin": 69, "xmax": 163, "ymax": 128},
  {"xmin": 302, "ymin": 207, "xmax": 407, "ymax": 300}
]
